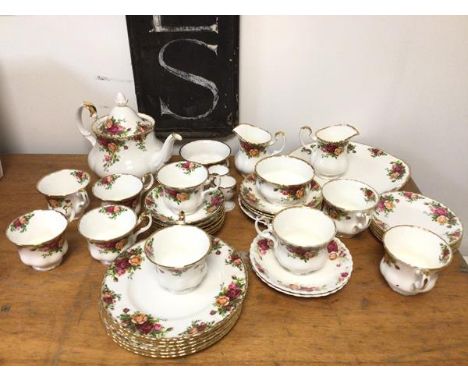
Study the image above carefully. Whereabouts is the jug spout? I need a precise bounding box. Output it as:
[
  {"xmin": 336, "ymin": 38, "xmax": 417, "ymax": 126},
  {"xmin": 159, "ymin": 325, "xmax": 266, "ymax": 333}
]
[
  {"xmin": 233, "ymin": 123, "xmax": 272, "ymax": 145},
  {"xmin": 316, "ymin": 124, "xmax": 359, "ymax": 143},
  {"xmin": 152, "ymin": 133, "xmax": 183, "ymax": 172}
]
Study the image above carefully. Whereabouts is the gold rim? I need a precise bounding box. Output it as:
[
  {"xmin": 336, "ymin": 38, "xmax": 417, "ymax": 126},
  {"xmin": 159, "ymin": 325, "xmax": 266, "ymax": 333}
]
[
  {"xmin": 36, "ymin": 169, "xmax": 91, "ymax": 197},
  {"xmin": 254, "ymin": 155, "xmax": 315, "ymax": 188},
  {"xmin": 179, "ymin": 140, "xmax": 231, "ymax": 166},
  {"xmin": 93, "ymin": 173, "xmax": 143, "ymax": 202},
  {"xmin": 315, "ymin": 123, "xmax": 359, "ymax": 144},
  {"xmin": 382, "ymin": 225, "xmax": 453, "ymax": 271},
  {"xmin": 322, "ymin": 178, "xmax": 379, "ymax": 213},
  {"xmin": 156, "ymin": 162, "xmax": 209, "ymax": 192},
  {"xmin": 234, "ymin": 123, "xmax": 273, "ymax": 146}
]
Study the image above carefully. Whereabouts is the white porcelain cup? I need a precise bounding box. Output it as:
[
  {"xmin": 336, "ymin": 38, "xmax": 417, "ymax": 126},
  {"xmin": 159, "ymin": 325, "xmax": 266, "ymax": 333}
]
[
  {"xmin": 6, "ymin": 210, "xmax": 69, "ymax": 271},
  {"xmin": 208, "ymin": 164, "xmax": 229, "ymax": 176},
  {"xmin": 180, "ymin": 140, "xmax": 231, "ymax": 167},
  {"xmin": 157, "ymin": 161, "xmax": 220, "ymax": 215},
  {"xmin": 92, "ymin": 173, "xmax": 154, "ymax": 214},
  {"xmin": 144, "ymin": 225, "xmax": 211, "ymax": 293},
  {"xmin": 255, "ymin": 206, "xmax": 336, "ymax": 274},
  {"xmin": 219, "ymin": 175, "xmax": 237, "ymax": 212},
  {"xmin": 79, "ymin": 205, "xmax": 152, "ymax": 265},
  {"xmin": 255, "ymin": 156, "xmax": 315, "ymax": 206},
  {"xmin": 322, "ymin": 179, "xmax": 379, "ymax": 238},
  {"xmin": 380, "ymin": 225, "xmax": 453, "ymax": 296},
  {"xmin": 37, "ymin": 169, "xmax": 91, "ymax": 221}
]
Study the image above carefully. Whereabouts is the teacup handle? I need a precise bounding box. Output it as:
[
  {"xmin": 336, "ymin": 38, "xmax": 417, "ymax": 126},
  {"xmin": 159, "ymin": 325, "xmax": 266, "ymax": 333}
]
[
  {"xmin": 131, "ymin": 212, "xmax": 153, "ymax": 240},
  {"xmin": 76, "ymin": 102, "xmax": 98, "ymax": 147},
  {"xmin": 254, "ymin": 217, "xmax": 278, "ymax": 250},
  {"xmin": 201, "ymin": 174, "xmax": 221, "ymax": 197},
  {"xmin": 70, "ymin": 190, "xmax": 89, "ymax": 221},
  {"xmin": 299, "ymin": 126, "xmax": 317, "ymax": 148},
  {"xmin": 354, "ymin": 212, "xmax": 369, "ymax": 232},
  {"xmin": 176, "ymin": 211, "xmax": 186, "ymax": 225},
  {"xmin": 413, "ymin": 269, "xmax": 430, "ymax": 292},
  {"xmin": 141, "ymin": 173, "xmax": 155, "ymax": 192},
  {"xmin": 268, "ymin": 131, "xmax": 286, "ymax": 156}
]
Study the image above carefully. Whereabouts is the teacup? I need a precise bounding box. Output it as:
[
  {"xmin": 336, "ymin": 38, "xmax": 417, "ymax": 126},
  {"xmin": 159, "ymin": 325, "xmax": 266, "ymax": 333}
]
[
  {"xmin": 255, "ymin": 206, "xmax": 336, "ymax": 274},
  {"xmin": 255, "ymin": 155, "xmax": 315, "ymax": 206},
  {"xmin": 322, "ymin": 179, "xmax": 379, "ymax": 238},
  {"xmin": 157, "ymin": 161, "xmax": 220, "ymax": 215},
  {"xmin": 37, "ymin": 169, "xmax": 91, "ymax": 221},
  {"xmin": 92, "ymin": 173, "xmax": 154, "ymax": 214},
  {"xmin": 180, "ymin": 140, "xmax": 231, "ymax": 167},
  {"xmin": 219, "ymin": 175, "xmax": 237, "ymax": 212},
  {"xmin": 79, "ymin": 205, "xmax": 152, "ymax": 265},
  {"xmin": 6, "ymin": 209, "xmax": 69, "ymax": 271},
  {"xmin": 380, "ymin": 225, "xmax": 452, "ymax": 296},
  {"xmin": 144, "ymin": 225, "xmax": 211, "ymax": 293},
  {"xmin": 208, "ymin": 164, "xmax": 229, "ymax": 176}
]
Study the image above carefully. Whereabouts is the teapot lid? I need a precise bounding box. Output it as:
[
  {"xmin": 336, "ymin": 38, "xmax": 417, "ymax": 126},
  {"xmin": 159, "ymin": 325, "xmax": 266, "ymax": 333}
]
[{"xmin": 94, "ymin": 92, "xmax": 153, "ymax": 138}]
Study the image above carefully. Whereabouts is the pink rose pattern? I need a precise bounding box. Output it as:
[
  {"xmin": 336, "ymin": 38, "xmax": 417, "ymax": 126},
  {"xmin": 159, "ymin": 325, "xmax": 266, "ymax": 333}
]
[
  {"xmin": 9, "ymin": 213, "xmax": 34, "ymax": 233},
  {"xmin": 241, "ymin": 185, "xmax": 260, "ymax": 205},
  {"xmin": 99, "ymin": 174, "xmax": 120, "ymax": 190},
  {"xmin": 107, "ymin": 247, "xmax": 144, "ymax": 282},
  {"xmin": 118, "ymin": 308, "xmax": 173, "ymax": 337},
  {"xmin": 210, "ymin": 275, "xmax": 245, "ymax": 316},
  {"xmin": 323, "ymin": 202, "xmax": 350, "ymax": 221},
  {"xmin": 361, "ymin": 187, "xmax": 377, "ymax": 203},
  {"xmin": 318, "ymin": 141, "xmax": 346, "ymax": 159},
  {"xmin": 181, "ymin": 320, "xmax": 216, "ymax": 336},
  {"xmin": 239, "ymin": 140, "xmax": 267, "ymax": 158},
  {"xmin": 401, "ymin": 191, "xmax": 424, "ymax": 203},
  {"xmin": 285, "ymin": 244, "xmax": 318, "ymax": 262},
  {"xmin": 274, "ymin": 183, "xmax": 307, "ymax": 202},
  {"xmin": 439, "ymin": 243, "xmax": 451, "ymax": 264},
  {"xmin": 425, "ymin": 201, "xmax": 458, "ymax": 228},
  {"xmin": 368, "ymin": 147, "xmax": 387, "ymax": 157},
  {"xmin": 375, "ymin": 194, "xmax": 400, "ymax": 217},
  {"xmin": 386, "ymin": 160, "xmax": 407, "ymax": 182},
  {"xmin": 32, "ymin": 236, "xmax": 65, "ymax": 258},
  {"xmin": 71, "ymin": 170, "xmax": 88, "ymax": 184},
  {"xmin": 204, "ymin": 190, "xmax": 224, "ymax": 213},
  {"xmin": 225, "ymin": 252, "xmax": 244, "ymax": 270},
  {"xmin": 99, "ymin": 205, "xmax": 124, "ymax": 219},
  {"xmin": 257, "ymin": 238, "xmax": 274, "ymax": 255},
  {"xmin": 97, "ymin": 137, "xmax": 128, "ymax": 170},
  {"xmin": 101, "ymin": 284, "xmax": 121, "ymax": 311},
  {"xmin": 176, "ymin": 161, "xmax": 201, "ymax": 174}
]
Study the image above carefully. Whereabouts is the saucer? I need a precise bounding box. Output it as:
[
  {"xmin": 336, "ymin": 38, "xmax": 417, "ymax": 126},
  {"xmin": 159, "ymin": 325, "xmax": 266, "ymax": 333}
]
[
  {"xmin": 144, "ymin": 185, "xmax": 224, "ymax": 225},
  {"xmin": 240, "ymin": 173, "xmax": 322, "ymax": 215},
  {"xmin": 249, "ymin": 235, "xmax": 352, "ymax": 298},
  {"xmin": 101, "ymin": 237, "xmax": 248, "ymax": 344},
  {"xmin": 371, "ymin": 191, "xmax": 463, "ymax": 249},
  {"xmin": 290, "ymin": 142, "xmax": 410, "ymax": 194}
]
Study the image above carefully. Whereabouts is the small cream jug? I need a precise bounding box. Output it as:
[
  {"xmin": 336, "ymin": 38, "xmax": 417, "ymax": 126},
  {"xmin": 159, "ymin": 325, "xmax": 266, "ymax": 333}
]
[
  {"xmin": 233, "ymin": 124, "xmax": 285, "ymax": 175},
  {"xmin": 76, "ymin": 92, "xmax": 182, "ymax": 178},
  {"xmin": 299, "ymin": 124, "xmax": 359, "ymax": 178}
]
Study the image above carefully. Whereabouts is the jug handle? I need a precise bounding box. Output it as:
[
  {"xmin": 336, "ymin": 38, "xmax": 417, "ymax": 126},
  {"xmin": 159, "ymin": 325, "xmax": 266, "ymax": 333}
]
[
  {"xmin": 299, "ymin": 126, "xmax": 317, "ymax": 151},
  {"xmin": 76, "ymin": 101, "xmax": 98, "ymax": 147},
  {"xmin": 268, "ymin": 131, "xmax": 286, "ymax": 156}
]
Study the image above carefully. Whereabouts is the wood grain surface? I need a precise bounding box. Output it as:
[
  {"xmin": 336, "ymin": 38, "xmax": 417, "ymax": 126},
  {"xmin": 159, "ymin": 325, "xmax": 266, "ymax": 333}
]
[{"xmin": 0, "ymin": 154, "xmax": 467, "ymax": 365}]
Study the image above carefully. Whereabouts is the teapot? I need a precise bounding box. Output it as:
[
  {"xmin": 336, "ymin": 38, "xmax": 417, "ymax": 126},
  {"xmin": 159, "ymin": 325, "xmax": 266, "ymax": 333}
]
[
  {"xmin": 233, "ymin": 123, "xmax": 285, "ymax": 175},
  {"xmin": 299, "ymin": 124, "xmax": 359, "ymax": 178},
  {"xmin": 76, "ymin": 92, "xmax": 182, "ymax": 178}
]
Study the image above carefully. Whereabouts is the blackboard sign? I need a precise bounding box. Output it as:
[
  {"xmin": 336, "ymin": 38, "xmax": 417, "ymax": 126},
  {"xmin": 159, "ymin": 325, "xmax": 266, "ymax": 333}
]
[{"xmin": 126, "ymin": 16, "xmax": 239, "ymax": 138}]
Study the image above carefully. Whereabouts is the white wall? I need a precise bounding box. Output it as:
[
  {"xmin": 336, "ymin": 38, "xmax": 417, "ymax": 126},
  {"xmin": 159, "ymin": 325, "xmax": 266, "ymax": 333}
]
[{"xmin": 1, "ymin": 15, "xmax": 467, "ymax": 253}]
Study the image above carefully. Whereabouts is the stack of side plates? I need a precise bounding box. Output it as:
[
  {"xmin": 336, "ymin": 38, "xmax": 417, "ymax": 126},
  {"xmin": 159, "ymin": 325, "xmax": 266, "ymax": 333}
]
[
  {"xmin": 238, "ymin": 174, "xmax": 323, "ymax": 222},
  {"xmin": 100, "ymin": 238, "xmax": 248, "ymax": 358},
  {"xmin": 370, "ymin": 191, "xmax": 463, "ymax": 251},
  {"xmin": 144, "ymin": 185, "xmax": 226, "ymax": 235}
]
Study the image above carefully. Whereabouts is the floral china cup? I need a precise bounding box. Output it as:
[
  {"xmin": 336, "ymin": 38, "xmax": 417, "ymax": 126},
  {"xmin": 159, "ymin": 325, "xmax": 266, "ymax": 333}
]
[
  {"xmin": 157, "ymin": 161, "xmax": 220, "ymax": 216},
  {"xmin": 208, "ymin": 164, "xmax": 229, "ymax": 176},
  {"xmin": 78, "ymin": 205, "xmax": 152, "ymax": 265},
  {"xmin": 92, "ymin": 173, "xmax": 154, "ymax": 214},
  {"xmin": 233, "ymin": 124, "xmax": 286, "ymax": 175},
  {"xmin": 144, "ymin": 225, "xmax": 212, "ymax": 293},
  {"xmin": 76, "ymin": 92, "xmax": 182, "ymax": 177},
  {"xmin": 255, "ymin": 155, "xmax": 315, "ymax": 207},
  {"xmin": 300, "ymin": 124, "xmax": 359, "ymax": 178},
  {"xmin": 179, "ymin": 140, "xmax": 231, "ymax": 167},
  {"xmin": 255, "ymin": 206, "xmax": 336, "ymax": 275},
  {"xmin": 322, "ymin": 179, "xmax": 379, "ymax": 238},
  {"xmin": 380, "ymin": 225, "xmax": 452, "ymax": 296},
  {"xmin": 36, "ymin": 169, "xmax": 90, "ymax": 221},
  {"xmin": 219, "ymin": 175, "xmax": 237, "ymax": 212},
  {"xmin": 6, "ymin": 210, "xmax": 69, "ymax": 271}
]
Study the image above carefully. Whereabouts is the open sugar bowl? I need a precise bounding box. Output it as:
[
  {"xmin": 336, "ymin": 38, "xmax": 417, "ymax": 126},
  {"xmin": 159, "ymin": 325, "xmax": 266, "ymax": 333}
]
[
  {"xmin": 380, "ymin": 225, "xmax": 453, "ymax": 296},
  {"xmin": 37, "ymin": 169, "xmax": 91, "ymax": 221},
  {"xmin": 92, "ymin": 173, "xmax": 154, "ymax": 214},
  {"xmin": 180, "ymin": 140, "xmax": 231, "ymax": 168},
  {"xmin": 79, "ymin": 205, "xmax": 152, "ymax": 265},
  {"xmin": 6, "ymin": 210, "xmax": 69, "ymax": 271},
  {"xmin": 255, "ymin": 155, "xmax": 315, "ymax": 207},
  {"xmin": 322, "ymin": 179, "xmax": 379, "ymax": 238},
  {"xmin": 157, "ymin": 161, "xmax": 220, "ymax": 216},
  {"xmin": 144, "ymin": 225, "xmax": 211, "ymax": 293},
  {"xmin": 255, "ymin": 206, "xmax": 336, "ymax": 275}
]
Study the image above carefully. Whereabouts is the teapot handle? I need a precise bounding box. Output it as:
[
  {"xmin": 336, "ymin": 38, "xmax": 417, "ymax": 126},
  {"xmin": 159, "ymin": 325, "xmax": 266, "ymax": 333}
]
[
  {"xmin": 299, "ymin": 126, "xmax": 317, "ymax": 149},
  {"xmin": 268, "ymin": 131, "xmax": 286, "ymax": 156},
  {"xmin": 76, "ymin": 101, "xmax": 98, "ymax": 147}
]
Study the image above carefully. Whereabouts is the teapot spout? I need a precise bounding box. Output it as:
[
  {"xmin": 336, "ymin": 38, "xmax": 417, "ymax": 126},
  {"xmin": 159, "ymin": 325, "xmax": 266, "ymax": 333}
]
[{"xmin": 152, "ymin": 133, "xmax": 183, "ymax": 172}]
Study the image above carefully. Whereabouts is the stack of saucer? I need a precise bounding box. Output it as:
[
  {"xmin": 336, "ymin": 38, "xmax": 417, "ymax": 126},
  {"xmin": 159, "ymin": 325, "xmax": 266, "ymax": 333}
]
[
  {"xmin": 249, "ymin": 207, "xmax": 353, "ymax": 298},
  {"xmin": 144, "ymin": 185, "xmax": 225, "ymax": 234},
  {"xmin": 239, "ymin": 173, "xmax": 322, "ymax": 222},
  {"xmin": 370, "ymin": 191, "xmax": 463, "ymax": 251},
  {"xmin": 100, "ymin": 231, "xmax": 248, "ymax": 358}
]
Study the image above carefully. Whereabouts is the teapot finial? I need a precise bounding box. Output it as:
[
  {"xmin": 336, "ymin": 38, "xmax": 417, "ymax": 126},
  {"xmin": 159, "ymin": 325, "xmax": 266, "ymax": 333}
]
[{"xmin": 115, "ymin": 92, "xmax": 128, "ymax": 107}]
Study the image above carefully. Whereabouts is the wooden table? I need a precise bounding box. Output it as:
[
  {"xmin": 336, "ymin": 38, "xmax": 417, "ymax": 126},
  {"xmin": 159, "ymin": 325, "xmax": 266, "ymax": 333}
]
[{"xmin": 0, "ymin": 154, "xmax": 467, "ymax": 365}]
